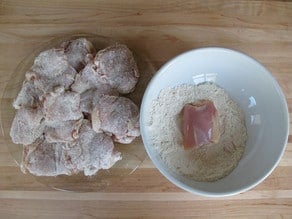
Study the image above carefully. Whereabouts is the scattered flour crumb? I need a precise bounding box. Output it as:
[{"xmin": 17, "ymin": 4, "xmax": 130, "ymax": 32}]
[{"xmin": 147, "ymin": 83, "xmax": 247, "ymax": 182}]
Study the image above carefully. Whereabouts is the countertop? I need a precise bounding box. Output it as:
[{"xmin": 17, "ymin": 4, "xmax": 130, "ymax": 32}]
[{"xmin": 0, "ymin": 0, "xmax": 291, "ymax": 218}]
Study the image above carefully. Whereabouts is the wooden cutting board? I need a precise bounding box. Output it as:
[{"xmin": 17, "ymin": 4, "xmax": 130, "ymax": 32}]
[{"xmin": 0, "ymin": 0, "xmax": 291, "ymax": 218}]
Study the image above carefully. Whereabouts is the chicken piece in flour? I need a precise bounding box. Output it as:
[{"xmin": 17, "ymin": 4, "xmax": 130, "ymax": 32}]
[{"xmin": 181, "ymin": 99, "xmax": 220, "ymax": 149}]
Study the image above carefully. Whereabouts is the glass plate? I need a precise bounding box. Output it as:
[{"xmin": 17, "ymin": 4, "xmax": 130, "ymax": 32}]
[{"xmin": 1, "ymin": 34, "xmax": 156, "ymax": 191}]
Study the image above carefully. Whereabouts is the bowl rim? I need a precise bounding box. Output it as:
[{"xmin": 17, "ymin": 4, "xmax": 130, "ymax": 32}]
[{"xmin": 140, "ymin": 47, "xmax": 289, "ymax": 197}]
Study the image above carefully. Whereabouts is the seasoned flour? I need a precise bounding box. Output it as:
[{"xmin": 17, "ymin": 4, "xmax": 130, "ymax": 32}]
[{"xmin": 147, "ymin": 83, "xmax": 247, "ymax": 182}]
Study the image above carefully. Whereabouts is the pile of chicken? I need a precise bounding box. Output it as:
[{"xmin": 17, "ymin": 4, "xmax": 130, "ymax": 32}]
[{"xmin": 10, "ymin": 38, "xmax": 140, "ymax": 176}]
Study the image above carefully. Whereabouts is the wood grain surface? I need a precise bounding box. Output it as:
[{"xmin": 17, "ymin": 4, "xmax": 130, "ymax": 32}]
[{"xmin": 0, "ymin": 0, "xmax": 292, "ymax": 218}]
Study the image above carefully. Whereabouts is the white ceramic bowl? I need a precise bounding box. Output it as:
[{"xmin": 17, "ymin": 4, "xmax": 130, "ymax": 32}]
[{"xmin": 140, "ymin": 47, "xmax": 289, "ymax": 197}]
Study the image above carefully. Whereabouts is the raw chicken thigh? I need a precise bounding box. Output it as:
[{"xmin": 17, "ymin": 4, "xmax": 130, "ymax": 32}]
[
  {"xmin": 182, "ymin": 99, "xmax": 220, "ymax": 149},
  {"xmin": 92, "ymin": 95, "xmax": 140, "ymax": 144},
  {"xmin": 94, "ymin": 44, "xmax": 139, "ymax": 94}
]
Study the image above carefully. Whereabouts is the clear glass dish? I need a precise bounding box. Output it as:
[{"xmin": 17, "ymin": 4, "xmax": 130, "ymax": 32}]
[{"xmin": 1, "ymin": 34, "xmax": 156, "ymax": 191}]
